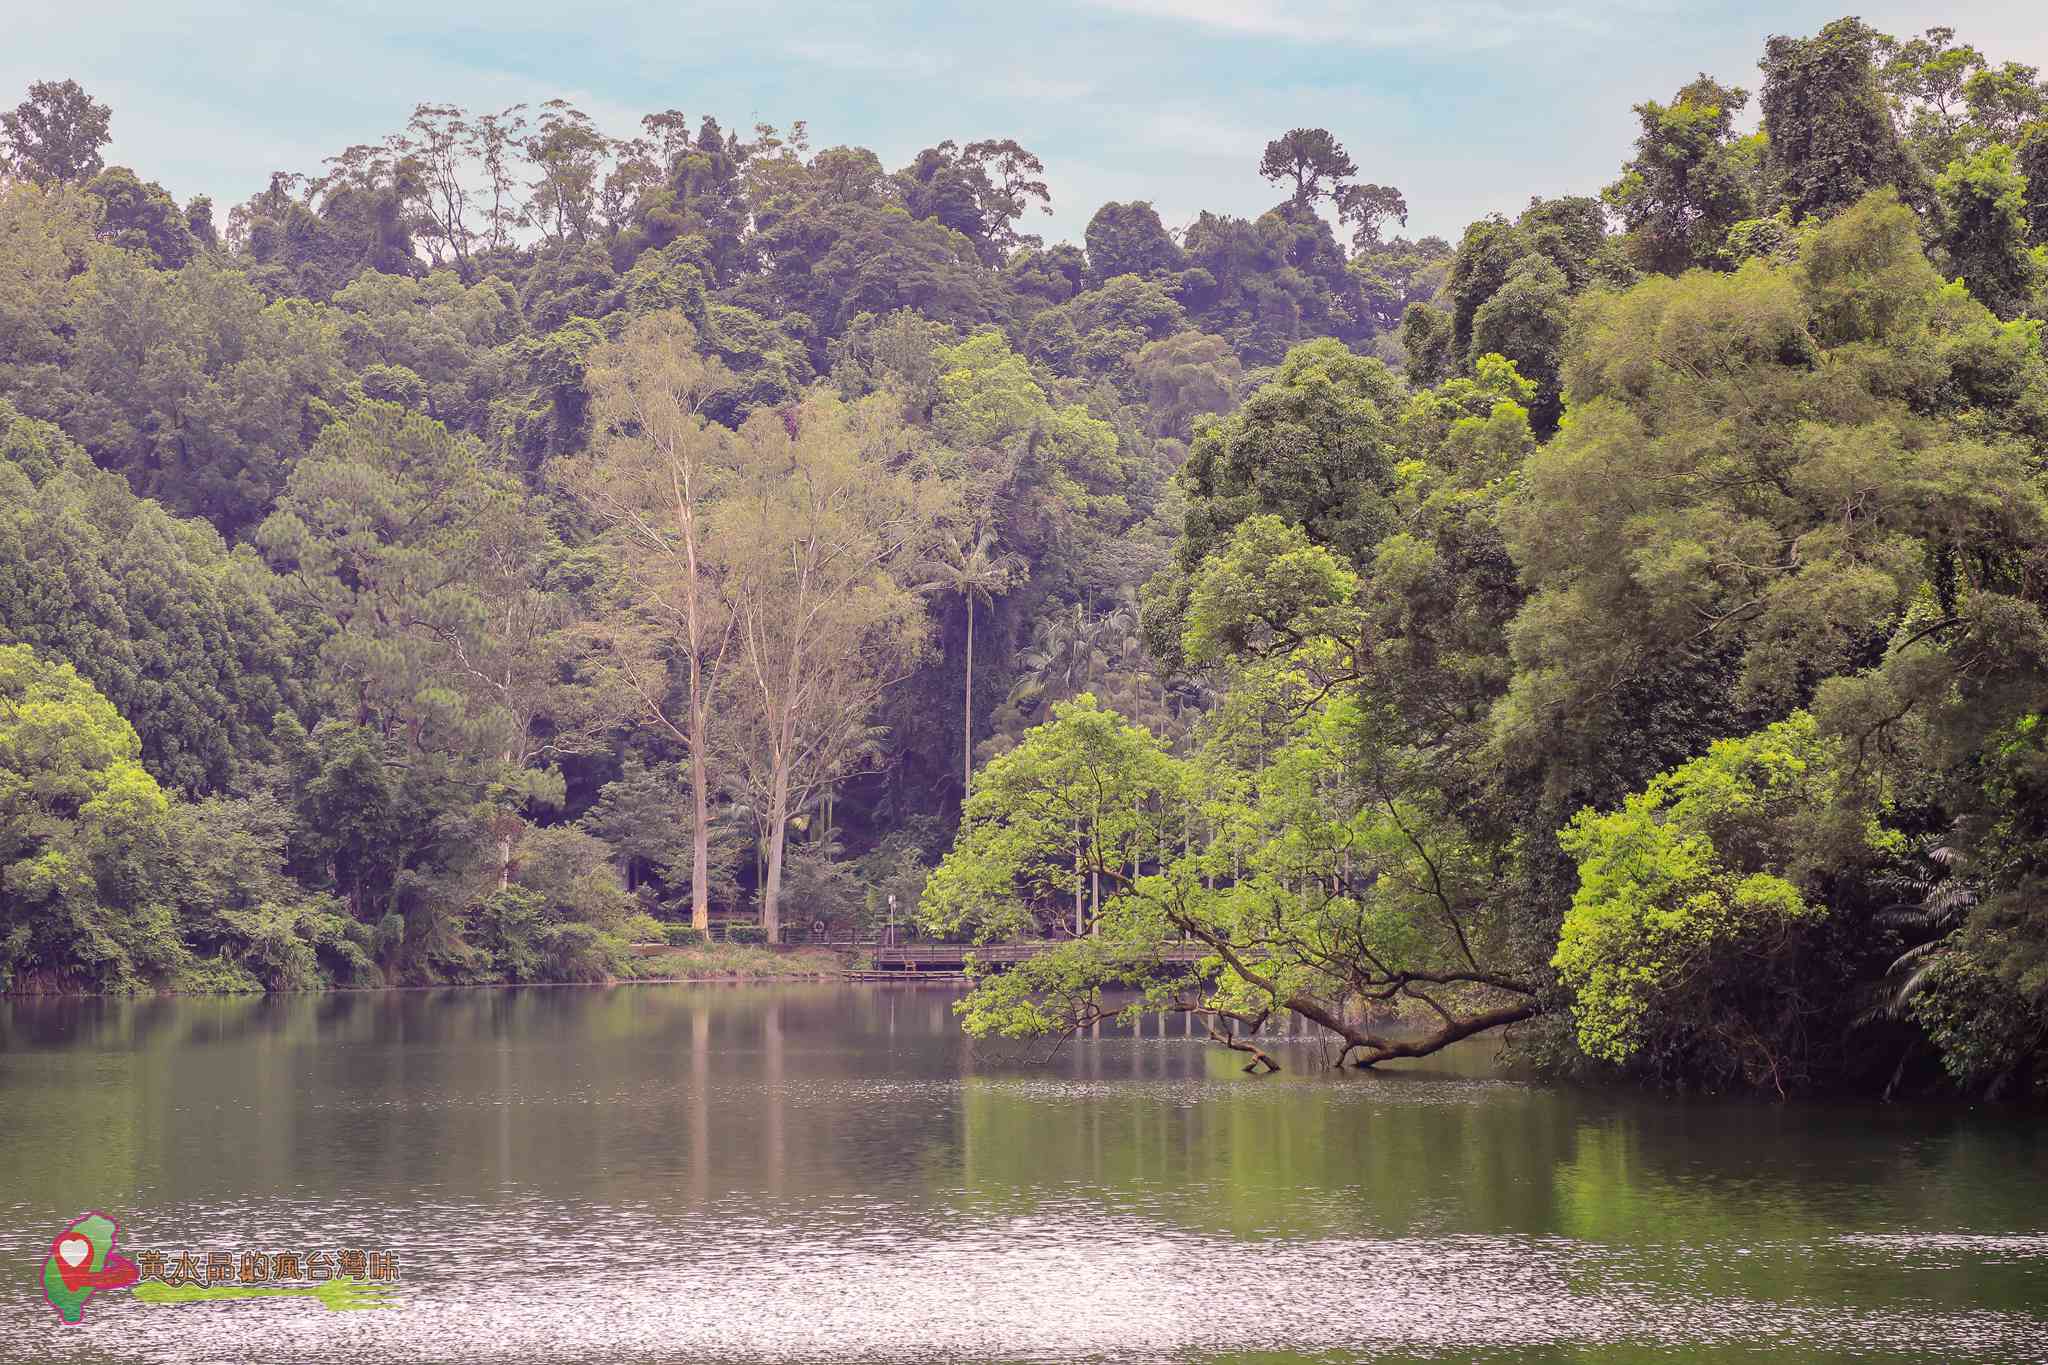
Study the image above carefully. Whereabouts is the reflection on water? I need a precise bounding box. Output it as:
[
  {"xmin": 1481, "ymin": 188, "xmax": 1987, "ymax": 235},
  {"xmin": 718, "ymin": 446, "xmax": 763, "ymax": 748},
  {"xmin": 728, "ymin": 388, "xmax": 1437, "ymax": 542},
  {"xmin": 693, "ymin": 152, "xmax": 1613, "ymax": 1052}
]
[{"xmin": 0, "ymin": 985, "xmax": 2041, "ymax": 1363}]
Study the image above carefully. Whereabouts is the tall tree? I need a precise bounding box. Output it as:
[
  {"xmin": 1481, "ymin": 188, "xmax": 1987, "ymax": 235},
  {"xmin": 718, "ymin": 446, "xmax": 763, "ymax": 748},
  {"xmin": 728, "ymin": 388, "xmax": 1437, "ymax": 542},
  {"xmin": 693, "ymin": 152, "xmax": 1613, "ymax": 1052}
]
[
  {"xmin": 1760, "ymin": 18, "xmax": 1921, "ymax": 221},
  {"xmin": 559, "ymin": 313, "xmax": 739, "ymax": 932},
  {"xmin": 1, "ymin": 79, "xmax": 111, "ymax": 186},
  {"xmin": 1876, "ymin": 26, "xmax": 1984, "ymax": 170},
  {"xmin": 1470, "ymin": 254, "xmax": 1571, "ymax": 433},
  {"xmin": 524, "ymin": 99, "xmax": 609, "ymax": 244},
  {"xmin": 1604, "ymin": 76, "xmax": 1762, "ymax": 273},
  {"xmin": 1935, "ymin": 142, "xmax": 2045, "ymax": 319},
  {"xmin": 399, "ymin": 102, "xmax": 479, "ymax": 279},
  {"xmin": 716, "ymin": 393, "xmax": 953, "ymax": 940},
  {"xmin": 1334, "ymin": 182, "xmax": 1408, "ymax": 252},
  {"xmin": 1258, "ymin": 128, "xmax": 1357, "ymax": 211},
  {"xmin": 1083, "ymin": 200, "xmax": 1185, "ymax": 285},
  {"xmin": 919, "ymin": 526, "xmax": 1025, "ymax": 796}
]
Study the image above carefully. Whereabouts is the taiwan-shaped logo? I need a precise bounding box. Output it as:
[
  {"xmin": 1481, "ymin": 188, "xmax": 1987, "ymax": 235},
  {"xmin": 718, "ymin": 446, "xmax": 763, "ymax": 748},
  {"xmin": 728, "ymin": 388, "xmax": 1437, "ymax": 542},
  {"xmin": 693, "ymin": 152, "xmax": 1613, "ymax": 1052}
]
[{"xmin": 43, "ymin": 1212, "xmax": 139, "ymax": 1323}]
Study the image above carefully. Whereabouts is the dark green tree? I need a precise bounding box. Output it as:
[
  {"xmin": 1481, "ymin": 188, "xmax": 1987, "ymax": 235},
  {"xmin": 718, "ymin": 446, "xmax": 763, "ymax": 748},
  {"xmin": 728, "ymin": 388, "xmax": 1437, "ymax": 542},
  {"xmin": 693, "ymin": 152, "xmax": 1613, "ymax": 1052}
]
[
  {"xmin": 1604, "ymin": 76, "xmax": 1763, "ymax": 273},
  {"xmin": 84, "ymin": 167, "xmax": 199, "ymax": 268},
  {"xmin": 0, "ymin": 402, "xmax": 302, "ymax": 795},
  {"xmin": 1, "ymin": 79, "xmax": 111, "ymax": 186},
  {"xmin": 1084, "ymin": 201, "xmax": 1185, "ymax": 285},
  {"xmin": 1760, "ymin": 17, "xmax": 1922, "ymax": 221},
  {"xmin": 1257, "ymin": 128, "xmax": 1357, "ymax": 210},
  {"xmin": 1936, "ymin": 142, "xmax": 2045, "ymax": 318},
  {"xmin": 1470, "ymin": 254, "xmax": 1571, "ymax": 433}
]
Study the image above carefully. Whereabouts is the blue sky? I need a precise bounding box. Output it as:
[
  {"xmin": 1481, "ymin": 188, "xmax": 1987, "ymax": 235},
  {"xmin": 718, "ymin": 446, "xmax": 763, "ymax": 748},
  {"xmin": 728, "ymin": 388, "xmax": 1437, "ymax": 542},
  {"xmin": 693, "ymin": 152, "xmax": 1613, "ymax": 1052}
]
[{"xmin": 7, "ymin": 2, "xmax": 2045, "ymax": 246}]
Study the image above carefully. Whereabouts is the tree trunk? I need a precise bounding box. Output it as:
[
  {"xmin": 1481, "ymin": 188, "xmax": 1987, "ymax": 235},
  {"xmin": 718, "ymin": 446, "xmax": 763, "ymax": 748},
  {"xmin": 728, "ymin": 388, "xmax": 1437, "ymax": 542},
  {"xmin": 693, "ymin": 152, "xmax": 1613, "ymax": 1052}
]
[
  {"xmin": 762, "ymin": 765, "xmax": 792, "ymax": 942},
  {"xmin": 688, "ymin": 722, "xmax": 712, "ymax": 934},
  {"xmin": 684, "ymin": 506, "xmax": 715, "ymax": 931},
  {"xmin": 1074, "ymin": 812, "xmax": 1084, "ymax": 936},
  {"xmin": 963, "ymin": 597, "xmax": 975, "ymax": 798},
  {"xmin": 497, "ymin": 745, "xmax": 516, "ymax": 890}
]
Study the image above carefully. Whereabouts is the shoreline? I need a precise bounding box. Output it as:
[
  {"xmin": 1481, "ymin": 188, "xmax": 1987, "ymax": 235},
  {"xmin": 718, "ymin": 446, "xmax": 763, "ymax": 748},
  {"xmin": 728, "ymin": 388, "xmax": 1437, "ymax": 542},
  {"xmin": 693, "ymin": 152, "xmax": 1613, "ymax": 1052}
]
[{"xmin": 1, "ymin": 972, "xmax": 851, "ymax": 999}]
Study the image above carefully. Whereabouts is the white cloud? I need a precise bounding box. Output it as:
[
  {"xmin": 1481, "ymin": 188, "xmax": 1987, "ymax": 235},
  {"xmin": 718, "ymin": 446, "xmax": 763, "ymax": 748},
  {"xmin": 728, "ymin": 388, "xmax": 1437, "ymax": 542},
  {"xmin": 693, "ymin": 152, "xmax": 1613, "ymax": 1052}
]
[
  {"xmin": 1078, "ymin": 0, "xmax": 1625, "ymax": 49},
  {"xmin": 786, "ymin": 39, "xmax": 947, "ymax": 80},
  {"xmin": 1140, "ymin": 108, "xmax": 1269, "ymax": 159},
  {"xmin": 986, "ymin": 74, "xmax": 1099, "ymax": 103}
]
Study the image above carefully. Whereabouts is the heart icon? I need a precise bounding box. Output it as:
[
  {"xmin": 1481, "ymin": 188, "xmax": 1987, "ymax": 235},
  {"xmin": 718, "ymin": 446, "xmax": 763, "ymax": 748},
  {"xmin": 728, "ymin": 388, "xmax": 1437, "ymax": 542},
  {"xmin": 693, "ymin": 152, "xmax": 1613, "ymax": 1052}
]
[{"xmin": 45, "ymin": 1214, "xmax": 134, "ymax": 1322}]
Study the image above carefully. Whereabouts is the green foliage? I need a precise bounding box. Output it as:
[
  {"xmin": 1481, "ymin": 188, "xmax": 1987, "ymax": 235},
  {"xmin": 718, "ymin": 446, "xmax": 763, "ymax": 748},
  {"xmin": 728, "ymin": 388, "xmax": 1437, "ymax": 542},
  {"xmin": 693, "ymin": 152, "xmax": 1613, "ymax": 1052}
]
[
  {"xmin": 928, "ymin": 689, "xmax": 1540, "ymax": 1064},
  {"xmin": 0, "ymin": 182, "xmax": 95, "ymax": 407},
  {"xmin": 0, "ymin": 401, "xmax": 301, "ymax": 793},
  {"xmin": 7, "ymin": 48, "xmax": 2048, "ymax": 1097},
  {"xmin": 1935, "ymin": 142, "xmax": 2046, "ymax": 319},
  {"xmin": 0, "ymin": 644, "xmax": 182, "ymax": 993},
  {"xmin": 1183, "ymin": 515, "xmax": 1359, "ymax": 668},
  {"xmin": 85, "ymin": 166, "xmax": 199, "ymax": 268},
  {"xmin": 465, "ymin": 888, "xmax": 543, "ymax": 981},
  {"xmin": 1179, "ymin": 339, "xmax": 1404, "ymax": 573},
  {"xmin": 1909, "ymin": 955, "xmax": 2048, "ymax": 1097},
  {"xmin": 1177, "ymin": 208, "xmax": 1364, "ymax": 364},
  {"xmin": 539, "ymin": 921, "xmax": 620, "ymax": 982},
  {"xmin": 58, "ymin": 248, "xmax": 346, "ymax": 536},
  {"xmin": 1605, "ymin": 76, "xmax": 1763, "ymax": 274},
  {"xmin": 1083, "ymin": 201, "xmax": 1185, "ymax": 286},
  {"xmin": 2018, "ymin": 127, "xmax": 2048, "ymax": 247},
  {"xmin": 1469, "ymin": 255, "xmax": 1570, "ymax": 432},
  {"xmin": 617, "ymin": 911, "xmax": 667, "ymax": 943},
  {"xmin": 331, "ymin": 269, "xmax": 520, "ymax": 433},
  {"xmin": 1, "ymin": 79, "xmax": 110, "ymax": 186},
  {"xmin": 513, "ymin": 825, "xmax": 634, "ymax": 929},
  {"xmin": 1761, "ymin": 18, "xmax": 1923, "ymax": 222},
  {"xmin": 1498, "ymin": 192, "xmax": 2048, "ymax": 813},
  {"xmin": 1554, "ymin": 715, "xmax": 1879, "ymax": 1085},
  {"xmin": 724, "ymin": 924, "xmax": 767, "ymax": 945}
]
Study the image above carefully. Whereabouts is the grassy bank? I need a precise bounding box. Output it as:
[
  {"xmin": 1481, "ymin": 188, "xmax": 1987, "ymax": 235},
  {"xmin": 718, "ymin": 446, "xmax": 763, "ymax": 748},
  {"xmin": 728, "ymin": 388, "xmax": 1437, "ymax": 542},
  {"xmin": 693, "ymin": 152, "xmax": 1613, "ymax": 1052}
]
[
  {"xmin": 3, "ymin": 944, "xmax": 849, "ymax": 996},
  {"xmin": 617, "ymin": 944, "xmax": 847, "ymax": 981}
]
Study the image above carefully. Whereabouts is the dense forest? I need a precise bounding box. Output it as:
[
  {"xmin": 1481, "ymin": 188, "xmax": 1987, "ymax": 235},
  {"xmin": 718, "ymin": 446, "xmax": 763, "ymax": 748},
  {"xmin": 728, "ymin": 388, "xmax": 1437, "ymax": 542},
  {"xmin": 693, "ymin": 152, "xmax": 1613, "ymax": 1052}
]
[{"xmin": 3, "ymin": 16, "xmax": 2046, "ymax": 1098}]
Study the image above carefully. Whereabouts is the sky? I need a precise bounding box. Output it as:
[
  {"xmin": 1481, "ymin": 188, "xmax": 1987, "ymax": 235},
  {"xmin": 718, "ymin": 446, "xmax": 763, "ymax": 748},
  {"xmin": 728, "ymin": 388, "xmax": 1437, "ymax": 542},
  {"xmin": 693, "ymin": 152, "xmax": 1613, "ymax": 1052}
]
[{"xmin": 7, "ymin": 1, "xmax": 2046, "ymax": 248}]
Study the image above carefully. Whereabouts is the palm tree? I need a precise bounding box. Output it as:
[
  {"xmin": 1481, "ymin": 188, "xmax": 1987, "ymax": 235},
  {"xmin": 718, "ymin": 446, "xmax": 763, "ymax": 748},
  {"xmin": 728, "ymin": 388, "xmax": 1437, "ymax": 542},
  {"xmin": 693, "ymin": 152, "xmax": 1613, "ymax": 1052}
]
[
  {"xmin": 1855, "ymin": 830, "xmax": 1978, "ymax": 1099},
  {"xmin": 1868, "ymin": 833, "xmax": 1977, "ymax": 1017},
  {"xmin": 1017, "ymin": 602, "xmax": 1104, "ymax": 702},
  {"xmin": 918, "ymin": 526, "xmax": 1025, "ymax": 797},
  {"xmin": 1016, "ymin": 593, "xmax": 1144, "ymax": 716}
]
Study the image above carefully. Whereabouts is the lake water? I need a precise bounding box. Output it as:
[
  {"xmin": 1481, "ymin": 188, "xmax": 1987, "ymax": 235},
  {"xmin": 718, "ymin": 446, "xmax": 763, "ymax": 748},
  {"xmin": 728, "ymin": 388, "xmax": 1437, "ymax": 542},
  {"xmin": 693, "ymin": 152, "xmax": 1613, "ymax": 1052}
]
[{"xmin": 0, "ymin": 983, "xmax": 2042, "ymax": 1363}]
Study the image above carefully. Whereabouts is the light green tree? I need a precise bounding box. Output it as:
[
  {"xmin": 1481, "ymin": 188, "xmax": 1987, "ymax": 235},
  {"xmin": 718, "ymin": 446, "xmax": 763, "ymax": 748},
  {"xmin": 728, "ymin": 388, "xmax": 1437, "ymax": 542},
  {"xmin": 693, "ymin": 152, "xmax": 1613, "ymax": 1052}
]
[
  {"xmin": 1554, "ymin": 713, "xmax": 1890, "ymax": 1091},
  {"xmin": 0, "ymin": 644, "xmax": 181, "ymax": 992}
]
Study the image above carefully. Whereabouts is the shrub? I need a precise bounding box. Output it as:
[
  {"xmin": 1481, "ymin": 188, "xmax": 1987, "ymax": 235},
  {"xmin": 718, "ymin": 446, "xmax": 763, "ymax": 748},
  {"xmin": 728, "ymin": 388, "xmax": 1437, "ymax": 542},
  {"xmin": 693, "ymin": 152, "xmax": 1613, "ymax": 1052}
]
[
  {"xmin": 540, "ymin": 922, "xmax": 620, "ymax": 982},
  {"xmin": 780, "ymin": 842, "xmax": 865, "ymax": 929},
  {"xmin": 215, "ymin": 903, "xmax": 321, "ymax": 990},
  {"xmin": 171, "ymin": 954, "xmax": 264, "ymax": 994},
  {"xmin": 467, "ymin": 888, "xmax": 544, "ymax": 983},
  {"xmin": 724, "ymin": 924, "xmax": 767, "ymax": 945},
  {"xmin": 513, "ymin": 824, "xmax": 635, "ymax": 930},
  {"xmin": 663, "ymin": 924, "xmax": 706, "ymax": 947},
  {"xmin": 298, "ymin": 907, "xmax": 383, "ymax": 988},
  {"xmin": 618, "ymin": 911, "xmax": 668, "ymax": 943}
]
